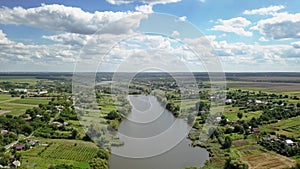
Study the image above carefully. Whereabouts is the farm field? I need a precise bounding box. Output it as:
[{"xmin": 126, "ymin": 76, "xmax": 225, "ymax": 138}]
[
  {"xmin": 0, "ymin": 94, "xmax": 50, "ymax": 116},
  {"xmin": 240, "ymin": 151, "xmax": 296, "ymax": 169},
  {"xmin": 9, "ymin": 97, "xmax": 51, "ymax": 105},
  {"xmin": 20, "ymin": 139, "xmax": 99, "ymax": 169},
  {"xmin": 231, "ymin": 138, "xmax": 296, "ymax": 169},
  {"xmin": 260, "ymin": 116, "xmax": 300, "ymax": 139}
]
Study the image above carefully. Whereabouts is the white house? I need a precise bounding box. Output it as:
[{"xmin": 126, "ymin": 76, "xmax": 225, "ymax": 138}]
[
  {"xmin": 285, "ymin": 139, "xmax": 294, "ymax": 145},
  {"xmin": 38, "ymin": 90, "xmax": 48, "ymax": 94},
  {"xmin": 255, "ymin": 100, "xmax": 262, "ymax": 104},
  {"xmin": 14, "ymin": 88, "xmax": 27, "ymax": 93}
]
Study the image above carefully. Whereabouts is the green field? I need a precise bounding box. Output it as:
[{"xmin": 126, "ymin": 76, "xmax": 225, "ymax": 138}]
[
  {"xmin": 21, "ymin": 139, "xmax": 100, "ymax": 169},
  {"xmin": 260, "ymin": 116, "xmax": 300, "ymax": 139},
  {"xmin": 224, "ymin": 107, "xmax": 263, "ymax": 122},
  {"xmin": 0, "ymin": 103, "xmax": 34, "ymax": 116},
  {"xmin": 0, "ymin": 95, "xmax": 51, "ymax": 116},
  {"xmin": 0, "ymin": 94, "xmax": 12, "ymax": 101},
  {"xmin": 0, "ymin": 76, "xmax": 39, "ymax": 85},
  {"xmin": 9, "ymin": 97, "xmax": 50, "ymax": 105}
]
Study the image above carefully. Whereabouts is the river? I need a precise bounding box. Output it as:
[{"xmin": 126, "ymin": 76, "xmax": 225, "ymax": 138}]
[{"xmin": 109, "ymin": 95, "xmax": 209, "ymax": 169}]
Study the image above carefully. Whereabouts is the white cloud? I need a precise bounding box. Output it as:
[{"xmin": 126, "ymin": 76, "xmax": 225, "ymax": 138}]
[
  {"xmin": 0, "ymin": 30, "xmax": 13, "ymax": 45},
  {"xmin": 251, "ymin": 12, "xmax": 300, "ymax": 39},
  {"xmin": 0, "ymin": 4, "xmax": 146, "ymax": 35},
  {"xmin": 243, "ymin": 5, "xmax": 285, "ymax": 16},
  {"xmin": 291, "ymin": 41, "xmax": 300, "ymax": 49},
  {"xmin": 43, "ymin": 33, "xmax": 89, "ymax": 46},
  {"xmin": 211, "ymin": 17, "xmax": 253, "ymax": 37},
  {"xmin": 106, "ymin": 0, "xmax": 181, "ymax": 5},
  {"xmin": 178, "ymin": 16, "xmax": 187, "ymax": 22},
  {"xmin": 259, "ymin": 37, "xmax": 268, "ymax": 42},
  {"xmin": 135, "ymin": 4, "xmax": 153, "ymax": 13},
  {"xmin": 0, "ymin": 29, "xmax": 77, "ymax": 71},
  {"xmin": 172, "ymin": 30, "xmax": 180, "ymax": 36}
]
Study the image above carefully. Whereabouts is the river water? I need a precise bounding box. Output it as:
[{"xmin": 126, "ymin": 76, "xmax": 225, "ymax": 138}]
[{"xmin": 109, "ymin": 95, "xmax": 209, "ymax": 169}]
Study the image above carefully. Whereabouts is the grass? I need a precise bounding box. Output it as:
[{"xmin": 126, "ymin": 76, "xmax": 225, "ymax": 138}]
[
  {"xmin": 0, "ymin": 96, "xmax": 50, "ymax": 116},
  {"xmin": 230, "ymin": 138, "xmax": 296, "ymax": 169},
  {"xmin": 0, "ymin": 94, "xmax": 12, "ymax": 101},
  {"xmin": 21, "ymin": 139, "xmax": 100, "ymax": 169},
  {"xmin": 240, "ymin": 151, "xmax": 296, "ymax": 169},
  {"xmin": 0, "ymin": 103, "xmax": 34, "ymax": 116},
  {"xmin": 222, "ymin": 105, "xmax": 262, "ymax": 122},
  {"xmin": 260, "ymin": 116, "xmax": 300, "ymax": 139},
  {"xmin": 0, "ymin": 76, "xmax": 39, "ymax": 85},
  {"xmin": 9, "ymin": 97, "xmax": 50, "ymax": 105}
]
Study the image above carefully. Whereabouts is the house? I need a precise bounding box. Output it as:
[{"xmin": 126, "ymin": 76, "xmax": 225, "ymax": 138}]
[
  {"xmin": 52, "ymin": 121, "xmax": 63, "ymax": 127},
  {"xmin": 252, "ymin": 128, "xmax": 260, "ymax": 134},
  {"xmin": 27, "ymin": 140, "xmax": 40, "ymax": 146},
  {"xmin": 38, "ymin": 90, "xmax": 48, "ymax": 95},
  {"xmin": 23, "ymin": 116, "xmax": 32, "ymax": 121},
  {"xmin": 255, "ymin": 100, "xmax": 262, "ymax": 104},
  {"xmin": 13, "ymin": 144, "xmax": 26, "ymax": 151},
  {"xmin": 36, "ymin": 114, "xmax": 43, "ymax": 118},
  {"xmin": 12, "ymin": 160, "xmax": 21, "ymax": 168},
  {"xmin": 285, "ymin": 139, "xmax": 294, "ymax": 145},
  {"xmin": 1, "ymin": 130, "xmax": 8, "ymax": 135},
  {"xmin": 225, "ymin": 99, "xmax": 233, "ymax": 104},
  {"xmin": 215, "ymin": 116, "xmax": 222, "ymax": 122},
  {"xmin": 14, "ymin": 89, "xmax": 27, "ymax": 93}
]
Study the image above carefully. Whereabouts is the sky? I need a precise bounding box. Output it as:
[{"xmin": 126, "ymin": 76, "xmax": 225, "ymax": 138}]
[{"xmin": 0, "ymin": 0, "xmax": 300, "ymax": 72}]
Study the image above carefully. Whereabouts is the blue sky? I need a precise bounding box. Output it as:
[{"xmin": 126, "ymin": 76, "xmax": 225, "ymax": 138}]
[{"xmin": 0, "ymin": 0, "xmax": 299, "ymax": 72}]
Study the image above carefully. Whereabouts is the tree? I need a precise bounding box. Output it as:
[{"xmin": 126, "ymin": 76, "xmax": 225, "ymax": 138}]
[
  {"xmin": 223, "ymin": 136, "xmax": 232, "ymax": 149},
  {"xmin": 106, "ymin": 110, "xmax": 121, "ymax": 120},
  {"xmin": 89, "ymin": 158, "xmax": 108, "ymax": 169},
  {"xmin": 96, "ymin": 149, "xmax": 110, "ymax": 160},
  {"xmin": 237, "ymin": 112, "xmax": 243, "ymax": 119},
  {"xmin": 49, "ymin": 164, "xmax": 77, "ymax": 169},
  {"xmin": 225, "ymin": 158, "xmax": 248, "ymax": 169},
  {"xmin": 71, "ymin": 129, "xmax": 78, "ymax": 139}
]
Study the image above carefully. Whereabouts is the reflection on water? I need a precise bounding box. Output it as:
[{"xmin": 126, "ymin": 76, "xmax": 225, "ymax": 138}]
[{"xmin": 109, "ymin": 95, "xmax": 209, "ymax": 169}]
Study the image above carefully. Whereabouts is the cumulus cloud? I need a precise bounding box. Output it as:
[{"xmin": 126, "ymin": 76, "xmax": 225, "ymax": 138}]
[
  {"xmin": 0, "ymin": 29, "xmax": 77, "ymax": 69},
  {"xmin": 43, "ymin": 33, "xmax": 89, "ymax": 46},
  {"xmin": 291, "ymin": 41, "xmax": 300, "ymax": 49},
  {"xmin": 106, "ymin": 0, "xmax": 181, "ymax": 5},
  {"xmin": 0, "ymin": 4, "xmax": 146, "ymax": 35},
  {"xmin": 251, "ymin": 12, "xmax": 300, "ymax": 39},
  {"xmin": 243, "ymin": 5, "xmax": 285, "ymax": 16},
  {"xmin": 0, "ymin": 30, "xmax": 13, "ymax": 45},
  {"xmin": 211, "ymin": 17, "xmax": 253, "ymax": 37},
  {"xmin": 135, "ymin": 4, "xmax": 153, "ymax": 13},
  {"xmin": 178, "ymin": 16, "xmax": 187, "ymax": 22},
  {"xmin": 259, "ymin": 37, "xmax": 268, "ymax": 42},
  {"xmin": 209, "ymin": 39, "xmax": 300, "ymax": 70},
  {"xmin": 172, "ymin": 30, "xmax": 180, "ymax": 36}
]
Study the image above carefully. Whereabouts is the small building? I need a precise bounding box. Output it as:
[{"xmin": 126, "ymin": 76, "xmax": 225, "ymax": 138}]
[
  {"xmin": 14, "ymin": 89, "xmax": 27, "ymax": 93},
  {"xmin": 36, "ymin": 114, "xmax": 43, "ymax": 118},
  {"xmin": 1, "ymin": 130, "xmax": 8, "ymax": 135},
  {"xmin": 13, "ymin": 144, "xmax": 26, "ymax": 151},
  {"xmin": 52, "ymin": 121, "xmax": 63, "ymax": 127},
  {"xmin": 225, "ymin": 99, "xmax": 233, "ymax": 104},
  {"xmin": 286, "ymin": 139, "xmax": 294, "ymax": 145},
  {"xmin": 12, "ymin": 160, "xmax": 21, "ymax": 168},
  {"xmin": 38, "ymin": 90, "xmax": 48, "ymax": 95},
  {"xmin": 255, "ymin": 100, "xmax": 262, "ymax": 104},
  {"xmin": 27, "ymin": 140, "xmax": 40, "ymax": 146},
  {"xmin": 23, "ymin": 116, "xmax": 32, "ymax": 121},
  {"xmin": 215, "ymin": 116, "xmax": 222, "ymax": 122},
  {"xmin": 252, "ymin": 128, "xmax": 260, "ymax": 134}
]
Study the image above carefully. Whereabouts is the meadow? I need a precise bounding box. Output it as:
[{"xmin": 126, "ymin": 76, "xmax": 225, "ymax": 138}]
[{"xmin": 21, "ymin": 139, "xmax": 99, "ymax": 169}]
